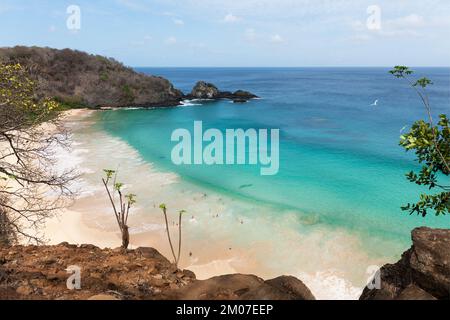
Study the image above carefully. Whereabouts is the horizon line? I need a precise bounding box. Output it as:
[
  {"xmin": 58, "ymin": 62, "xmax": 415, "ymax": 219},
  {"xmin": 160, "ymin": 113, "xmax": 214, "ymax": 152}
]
[{"xmin": 133, "ymin": 66, "xmax": 450, "ymax": 69}]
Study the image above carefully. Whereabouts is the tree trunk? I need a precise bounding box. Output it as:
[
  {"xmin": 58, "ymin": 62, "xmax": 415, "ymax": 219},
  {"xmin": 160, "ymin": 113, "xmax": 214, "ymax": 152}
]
[
  {"xmin": 121, "ymin": 225, "xmax": 129, "ymax": 249},
  {"xmin": 0, "ymin": 207, "xmax": 14, "ymax": 246}
]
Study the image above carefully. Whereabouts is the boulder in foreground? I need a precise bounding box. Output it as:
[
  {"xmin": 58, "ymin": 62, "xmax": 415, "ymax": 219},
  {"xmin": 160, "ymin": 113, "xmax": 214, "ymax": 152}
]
[
  {"xmin": 360, "ymin": 227, "xmax": 450, "ymax": 300},
  {"xmin": 166, "ymin": 274, "xmax": 315, "ymax": 300}
]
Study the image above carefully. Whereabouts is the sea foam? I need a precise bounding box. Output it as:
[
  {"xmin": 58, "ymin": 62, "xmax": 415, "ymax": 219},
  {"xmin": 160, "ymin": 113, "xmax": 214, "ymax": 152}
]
[{"xmin": 56, "ymin": 111, "xmax": 388, "ymax": 300}]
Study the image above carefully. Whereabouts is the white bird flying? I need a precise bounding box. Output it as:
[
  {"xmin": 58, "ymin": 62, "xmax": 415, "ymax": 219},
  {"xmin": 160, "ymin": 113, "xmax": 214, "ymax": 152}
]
[{"xmin": 370, "ymin": 99, "xmax": 379, "ymax": 106}]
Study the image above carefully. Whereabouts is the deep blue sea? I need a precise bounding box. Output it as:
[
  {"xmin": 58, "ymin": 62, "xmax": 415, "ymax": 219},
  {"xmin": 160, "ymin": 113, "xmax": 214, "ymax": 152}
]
[{"xmin": 93, "ymin": 68, "xmax": 449, "ymax": 293}]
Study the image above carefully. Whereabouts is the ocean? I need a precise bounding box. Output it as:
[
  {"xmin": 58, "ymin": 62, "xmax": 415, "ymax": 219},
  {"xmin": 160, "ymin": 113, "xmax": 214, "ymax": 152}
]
[{"xmin": 75, "ymin": 67, "xmax": 450, "ymax": 299}]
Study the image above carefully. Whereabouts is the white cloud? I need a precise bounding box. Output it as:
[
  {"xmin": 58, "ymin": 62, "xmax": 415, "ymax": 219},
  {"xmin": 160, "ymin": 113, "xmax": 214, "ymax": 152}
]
[
  {"xmin": 183, "ymin": 0, "xmax": 450, "ymax": 17},
  {"xmin": 165, "ymin": 36, "xmax": 177, "ymax": 45},
  {"xmin": 386, "ymin": 14, "xmax": 426, "ymax": 29},
  {"xmin": 379, "ymin": 29, "xmax": 422, "ymax": 37},
  {"xmin": 429, "ymin": 16, "xmax": 450, "ymax": 27},
  {"xmin": 173, "ymin": 18, "xmax": 184, "ymax": 25},
  {"xmin": 49, "ymin": 25, "xmax": 56, "ymax": 33},
  {"xmin": 350, "ymin": 13, "xmax": 429, "ymax": 41},
  {"xmin": 270, "ymin": 34, "xmax": 284, "ymax": 43},
  {"xmin": 223, "ymin": 13, "xmax": 241, "ymax": 23},
  {"xmin": 244, "ymin": 29, "xmax": 285, "ymax": 44}
]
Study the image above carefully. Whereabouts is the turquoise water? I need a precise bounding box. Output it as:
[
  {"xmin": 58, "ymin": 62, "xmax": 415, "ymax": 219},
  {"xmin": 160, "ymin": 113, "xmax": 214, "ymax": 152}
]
[{"xmin": 96, "ymin": 67, "xmax": 450, "ymax": 253}]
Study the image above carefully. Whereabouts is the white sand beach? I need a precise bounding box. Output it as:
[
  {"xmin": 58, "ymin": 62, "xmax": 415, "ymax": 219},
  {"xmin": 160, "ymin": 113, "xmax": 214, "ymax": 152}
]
[{"xmin": 35, "ymin": 108, "xmax": 383, "ymax": 300}]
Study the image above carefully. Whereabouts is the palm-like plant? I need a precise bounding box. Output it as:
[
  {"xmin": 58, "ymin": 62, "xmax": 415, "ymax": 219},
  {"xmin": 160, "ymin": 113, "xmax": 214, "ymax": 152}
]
[
  {"xmin": 159, "ymin": 204, "xmax": 186, "ymax": 268},
  {"xmin": 102, "ymin": 169, "xmax": 136, "ymax": 249}
]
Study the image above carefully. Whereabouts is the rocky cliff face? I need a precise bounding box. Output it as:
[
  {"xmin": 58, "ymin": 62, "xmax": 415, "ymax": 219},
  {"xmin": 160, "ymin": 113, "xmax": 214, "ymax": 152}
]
[
  {"xmin": 0, "ymin": 46, "xmax": 183, "ymax": 108},
  {"xmin": 360, "ymin": 227, "xmax": 450, "ymax": 300},
  {"xmin": 0, "ymin": 243, "xmax": 313, "ymax": 300}
]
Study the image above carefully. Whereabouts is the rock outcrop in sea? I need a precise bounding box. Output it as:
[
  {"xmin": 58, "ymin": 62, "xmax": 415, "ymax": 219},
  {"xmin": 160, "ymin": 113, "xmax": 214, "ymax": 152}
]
[
  {"xmin": 360, "ymin": 227, "xmax": 450, "ymax": 300},
  {"xmin": 189, "ymin": 81, "xmax": 220, "ymax": 99},
  {"xmin": 186, "ymin": 81, "xmax": 258, "ymax": 103}
]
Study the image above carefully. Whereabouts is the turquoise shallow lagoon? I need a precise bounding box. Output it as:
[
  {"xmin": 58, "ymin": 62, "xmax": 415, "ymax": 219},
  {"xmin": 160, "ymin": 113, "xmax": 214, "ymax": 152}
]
[{"xmin": 88, "ymin": 68, "xmax": 449, "ymax": 298}]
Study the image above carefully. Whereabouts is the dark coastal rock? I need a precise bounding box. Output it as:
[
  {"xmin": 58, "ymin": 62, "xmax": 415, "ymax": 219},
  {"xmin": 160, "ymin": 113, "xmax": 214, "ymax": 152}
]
[
  {"xmin": 190, "ymin": 81, "xmax": 220, "ymax": 99},
  {"xmin": 219, "ymin": 90, "xmax": 259, "ymax": 103},
  {"xmin": 360, "ymin": 227, "xmax": 450, "ymax": 300},
  {"xmin": 0, "ymin": 46, "xmax": 184, "ymax": 109},
  {"xmin": 396, "ymin": 285, "xmax": 437, "ymax": 300},
  {"xmin": 167, "ymin": 274, "xmax": 315, "ymax": 300},
  {"xmin": 186, "ymin": 81, "xmax": 258, "ymax": 103},
  {"xmin": 408, "ymin": 227, "xmax": 450, "ymax": 298},
  {"xmin": 265, "ymin": 276, "xmax": 316, "ymax": 300}
]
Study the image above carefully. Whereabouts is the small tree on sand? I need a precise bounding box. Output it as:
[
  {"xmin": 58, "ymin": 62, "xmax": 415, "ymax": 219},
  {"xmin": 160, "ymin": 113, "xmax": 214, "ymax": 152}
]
[
  {"xmin": 159, "ymin": 204, "xmax": 186, "ymax": 268},
  {"xmin": 390, "ymin": 66, "xmax": 450, "ymax": 216},
  {"xmin": 102, "ymin": 169, "xmax": 136, "ymax": 249},
  {"xmin": 0, "ymin": 63, "xmax": 76, "ymax": 244}
]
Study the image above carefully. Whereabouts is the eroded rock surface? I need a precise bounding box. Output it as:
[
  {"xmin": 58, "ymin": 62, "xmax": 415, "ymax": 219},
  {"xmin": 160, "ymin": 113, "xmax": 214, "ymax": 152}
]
[
  {"xmin": 166, "ymin": 274, "xmax": 315, "ymax": 300},
  {"xmin": 0, "ymin": 243, "xmax": 313, "ymax": 300},
  {"xmin": 360, "ymin": 227, "xmax": 450, "ymax": 300}
]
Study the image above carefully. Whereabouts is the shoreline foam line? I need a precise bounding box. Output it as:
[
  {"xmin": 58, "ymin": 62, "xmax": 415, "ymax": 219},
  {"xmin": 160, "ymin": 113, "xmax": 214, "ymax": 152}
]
[{"xmin": 44, "ymin": 108, "xmax": 387, "ymax": 300}]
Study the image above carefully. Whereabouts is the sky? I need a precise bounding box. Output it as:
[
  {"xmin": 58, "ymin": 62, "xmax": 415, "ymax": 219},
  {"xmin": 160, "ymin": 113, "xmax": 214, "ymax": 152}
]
[{"xmin": 0, "ymin": 0, "xmax": 449, "ymax": 67}]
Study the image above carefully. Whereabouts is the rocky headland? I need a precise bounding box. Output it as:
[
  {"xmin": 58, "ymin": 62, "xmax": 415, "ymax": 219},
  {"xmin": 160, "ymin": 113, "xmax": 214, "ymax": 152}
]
[
  {"xmin": 0, "ymin": 46, "xmax": 183, "ymax": 108},
  {"xmin": 0, "ymin": 47, "xmax": 258, "ymax": 108}
]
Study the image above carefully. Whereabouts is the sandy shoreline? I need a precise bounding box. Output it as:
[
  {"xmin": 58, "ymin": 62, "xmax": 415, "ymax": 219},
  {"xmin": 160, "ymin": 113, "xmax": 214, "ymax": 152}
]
[
  {"xmin": 35, "ymin": 108, "xmax": 374, "ymax": 300},
  {"xmin": 43, "ymin": 108, "xmax": 243, "ymax": 278},
  {"xmin": 1, "ymin": 107, "xmax": 368, "ymax": 300},
  {"xmin": 43, "ymin": 109, "xmax": 122, "ymax": 247}
]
